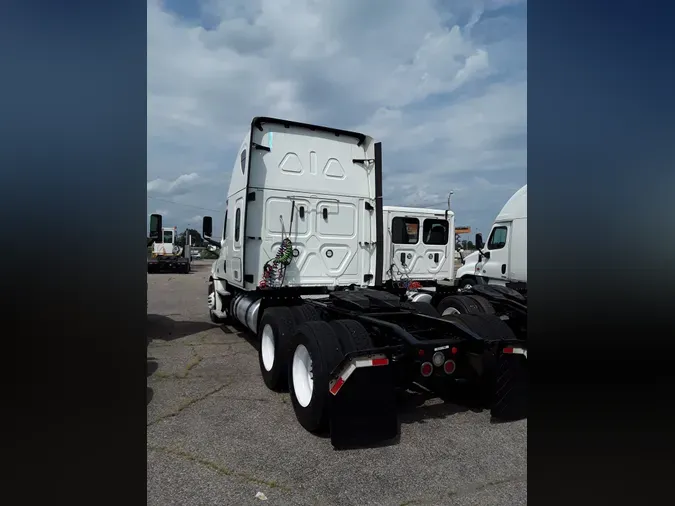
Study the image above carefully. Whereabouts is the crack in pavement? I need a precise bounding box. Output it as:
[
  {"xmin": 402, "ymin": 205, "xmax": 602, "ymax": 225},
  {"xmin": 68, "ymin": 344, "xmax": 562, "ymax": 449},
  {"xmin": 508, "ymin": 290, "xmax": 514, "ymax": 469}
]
[
  {"xmin": 147, "ymin": 384, "xmax": 228, "ymax": 427},
  {"xmin": 399, "ymin": 474, "xmax": 527, "ymax": 505},
  {"xmin": 218, "ymin": 394, "xmax": 286, "ymax": 404},
  {"xmin": 147, "ymin": 444, "xmax": 291, "ymax": 491}
]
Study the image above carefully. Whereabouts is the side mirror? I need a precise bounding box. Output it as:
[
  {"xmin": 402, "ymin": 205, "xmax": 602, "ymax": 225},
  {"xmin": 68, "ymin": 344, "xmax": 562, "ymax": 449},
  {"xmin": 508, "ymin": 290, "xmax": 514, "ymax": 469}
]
[
  {"xmin": 203, "ymin": 216, "xmax": 213, "ymax": 238},
  {"xmin": 149, "ymin": 214, "xmax": 162, "ymax": 240},
  {"xmin": 475, "ymin": 233, "xmax": 484, "ymax": 250}
]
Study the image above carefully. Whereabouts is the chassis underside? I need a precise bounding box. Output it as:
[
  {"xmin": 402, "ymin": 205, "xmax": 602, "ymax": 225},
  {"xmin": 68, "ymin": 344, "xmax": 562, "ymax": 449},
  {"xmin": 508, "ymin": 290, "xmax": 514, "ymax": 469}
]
[{"xmin": 296, "ymin": 288, "xmax": 527, "ymax": 447}]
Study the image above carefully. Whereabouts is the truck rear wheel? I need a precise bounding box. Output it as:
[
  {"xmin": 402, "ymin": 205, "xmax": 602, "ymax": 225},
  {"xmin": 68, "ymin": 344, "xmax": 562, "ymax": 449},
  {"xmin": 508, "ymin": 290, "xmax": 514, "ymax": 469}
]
[
  {"xmin": 437, "ymin": 295, "xmax": 484, "ymax": 316},
  {"xmin": 288, "ymin": 321, "xmax": 344, "ymax": 433},
  {"xmin": 290, "ymin": 303, "xmax": 321, "ymax": 325},
  {"xmin": 468, "ymin": 295, "xmax": 496, "ymax": 315},
  {"xmin": 258, "ymin": 307, "xmax": 297, "ymax": 391},
  {"xmin": 441, "ymin": 313, "xmax": 519, "ymax": 406},
  {"xmin": 329, "ymin": 320, "xmax": 373, "ymax": 353}
]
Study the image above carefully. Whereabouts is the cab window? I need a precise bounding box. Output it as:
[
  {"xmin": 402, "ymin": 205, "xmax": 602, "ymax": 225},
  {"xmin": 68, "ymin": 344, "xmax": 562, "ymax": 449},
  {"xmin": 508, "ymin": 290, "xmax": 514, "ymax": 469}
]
[
  {"xmin": 162, "ymin": 230, "xmax": 173, "ymax": 243},
  {"xmin": 423, "ymin": 219, "xmax": 449, "ymax": 245},
  {"xmin": 234, "ymin": 208, "xmax": 241, "ymax": 242},
  {"xmin": 487, "ymin": 226, "xmax": 508, "ymax": 250},
  {"xmin": 392, "ymin": 217, "xmax": 419, "ymax": 244}
]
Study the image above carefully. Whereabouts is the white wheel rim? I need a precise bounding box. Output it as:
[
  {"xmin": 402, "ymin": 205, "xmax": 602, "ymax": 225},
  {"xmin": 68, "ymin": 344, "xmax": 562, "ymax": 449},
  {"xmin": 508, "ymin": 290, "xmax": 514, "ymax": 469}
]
[
  {"xmin": 292, "ymin": 344, "xmax": 313, "ymax": 408},
  {"xmin": 442, "ymin": 307, "xmax": 461, "ymax": 316},
  {"xmin": 464, "ymin": 284, "xmax": 473, "ymax": 290},
  {"xmin": 261, "ymin": 324, "xmax": 275, "ymax": 371}
]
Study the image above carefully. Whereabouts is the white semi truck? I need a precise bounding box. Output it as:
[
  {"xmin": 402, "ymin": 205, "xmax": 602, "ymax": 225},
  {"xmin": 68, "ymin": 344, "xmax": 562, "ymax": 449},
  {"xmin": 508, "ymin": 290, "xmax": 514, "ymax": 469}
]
[
  {"xmin": 456, "ymin": 185, "xmax": 527, "ymax": 291},
  {"xmin": 155, "ymin": 117, "xmax": 527, "ymax": 447}
]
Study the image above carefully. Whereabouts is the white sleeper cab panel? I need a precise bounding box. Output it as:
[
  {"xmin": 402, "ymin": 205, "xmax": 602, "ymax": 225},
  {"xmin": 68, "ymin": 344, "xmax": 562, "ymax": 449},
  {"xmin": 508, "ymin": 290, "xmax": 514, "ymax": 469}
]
[
  {"xmin": 248, "ymin": 124, "xmax": 375, "ymax": 199},
  {"xmin": 221, "ymin": 118, "xmax": 378, "ymax": 290},
  {"xmin": 383, "ymin": 206, "xmax": 455, "ymax": 283}
]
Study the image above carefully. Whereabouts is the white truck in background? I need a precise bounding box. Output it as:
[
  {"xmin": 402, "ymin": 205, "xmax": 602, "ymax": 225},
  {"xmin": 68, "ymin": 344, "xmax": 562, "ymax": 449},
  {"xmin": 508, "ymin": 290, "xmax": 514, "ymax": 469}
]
[
  {"xmin": 147, "ymin": 224, "xmax": 192, "ymax": 274},
  {"xmin": 456, "ymin": 185, "xmax": 527, "ymax": 292},
  {"xmin": 152, "ymin": 117, "xmax": 527, "ymax": 447},
  {"xmin": 382, "ymin": 205, "xmax": 455, "ymax": 288}
]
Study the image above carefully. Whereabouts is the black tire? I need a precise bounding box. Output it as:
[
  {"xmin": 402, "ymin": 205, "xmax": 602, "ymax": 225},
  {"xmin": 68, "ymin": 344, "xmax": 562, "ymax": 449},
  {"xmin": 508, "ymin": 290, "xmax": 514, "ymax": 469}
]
[
  {"xmin": 258, "ymin": 307, "xmax": 297, "ymax": 391},
  {"xmin": 466, "ymin": 295, "xmax": 496, "ymax": 315},
  {"xmin": 290, "ymin": 303, "xmax": 321, "ymax": 325},
  {"xmin": 491, "ymin": 353, "xmax": 528, "ymax": 421},
  {"xmin": 208, "ymin": 280, "xmax": 228, "ymax": 324},
  {"xmin": 437, "ymin": 295, "xmax": 483, "ymax": 316},
  {"xmin": 329, "ymin": 319, "xmax": 373, "ymax": 354},
  {"xmin": 408, "ymin": 301, "xmax": 440, "ymax": 317},
  {"xmin": 441, "ymin": 313, "xmax": 518, "ymax": 404},
  {"xmin": 288, "ymin": 321, "xmax": 344, "ymax": 432}
]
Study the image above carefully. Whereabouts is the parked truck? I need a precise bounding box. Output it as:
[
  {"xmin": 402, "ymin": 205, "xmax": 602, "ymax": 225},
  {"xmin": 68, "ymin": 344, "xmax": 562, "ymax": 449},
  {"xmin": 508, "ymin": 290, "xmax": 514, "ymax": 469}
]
[
  {"xmin": 430, "ymin": 185, "xmax": 528, "ymax": 338},
  {"xmin": 147, "ymin": 223, "xmax": 192, "ymax": 274},
  {"xmin": 167, "ymin": 117, "xmax": 526, "ymax": 447},
  {"xmin": 378, "ymin": 203, "xmax": 526, "ymax": 339},
  {"xmin": 456, "ymin": 185, "xmax": 527, "ymax": 291}
]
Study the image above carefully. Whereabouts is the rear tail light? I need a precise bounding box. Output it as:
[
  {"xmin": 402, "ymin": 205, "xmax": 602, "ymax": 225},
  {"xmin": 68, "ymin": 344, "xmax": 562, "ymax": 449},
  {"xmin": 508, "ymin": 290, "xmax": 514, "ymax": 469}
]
[
  {"xmin": 443, "ymin": 360, "xmax": 456, "ymax": 375},
  {"xmin": 432, "ymin": 352, "xmax": 444, "ymax": 367},
  {"xmin": 420, "ymin": 362, "xmax": 433, "ymax": 377}
]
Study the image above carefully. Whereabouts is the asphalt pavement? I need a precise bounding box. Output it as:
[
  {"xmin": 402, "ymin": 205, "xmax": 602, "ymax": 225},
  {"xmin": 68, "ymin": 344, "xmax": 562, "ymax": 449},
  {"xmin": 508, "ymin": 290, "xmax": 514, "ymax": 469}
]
[{"xmin": 147, "ymin": 260, "xmax": 527, "ymax": 506}]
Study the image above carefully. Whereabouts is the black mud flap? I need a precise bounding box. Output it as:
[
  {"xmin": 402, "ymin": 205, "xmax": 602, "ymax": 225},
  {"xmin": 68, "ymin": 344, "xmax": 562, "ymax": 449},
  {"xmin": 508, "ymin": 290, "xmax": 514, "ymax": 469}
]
[
  {"xmin": 491, "ymin": 353, "xmax": 528, "ymax": 421},
  {"xmin": 329, "ymin": 364, "xmax": 398, "ymax": 449}
]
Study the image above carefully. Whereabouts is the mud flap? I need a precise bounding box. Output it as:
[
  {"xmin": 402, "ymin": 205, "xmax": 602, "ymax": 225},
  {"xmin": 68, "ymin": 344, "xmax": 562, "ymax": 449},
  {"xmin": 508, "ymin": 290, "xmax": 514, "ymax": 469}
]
[
  {"xmin": 329, "ymin": 362, "xmax": 398, "ymax": 449},
  {"xmin": 491, "ymin": 348, "xmax": 528, "ymax": 421}
]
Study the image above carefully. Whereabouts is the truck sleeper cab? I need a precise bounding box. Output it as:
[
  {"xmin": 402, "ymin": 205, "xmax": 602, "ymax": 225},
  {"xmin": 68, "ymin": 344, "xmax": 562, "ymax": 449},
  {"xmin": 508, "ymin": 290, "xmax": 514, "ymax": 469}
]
[{"xmin": 196, "ymin": 117, "xmax": 526, "ymax": 448}]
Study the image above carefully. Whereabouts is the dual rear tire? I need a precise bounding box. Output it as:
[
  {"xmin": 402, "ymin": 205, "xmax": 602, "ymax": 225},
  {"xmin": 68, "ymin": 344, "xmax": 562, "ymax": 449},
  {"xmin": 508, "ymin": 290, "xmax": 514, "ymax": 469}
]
[
  {"xmin": 289, "ymin": 319, "xmax": 374, "ymax": 432},
  {"xmin": 256, "ymin": 305, "xmax": 373, "ymax": 433}
]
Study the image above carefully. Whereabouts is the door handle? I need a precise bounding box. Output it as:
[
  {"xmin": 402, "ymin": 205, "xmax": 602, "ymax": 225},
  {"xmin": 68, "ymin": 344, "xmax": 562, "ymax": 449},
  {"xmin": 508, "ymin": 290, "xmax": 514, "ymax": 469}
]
[
  {"xmin": 434, "ymin": 253, "xmax": 439, "ymax": 263},
  {"xmin": 501, "ymin": 264, "xmax": 506, "ymax": 274},
  {"xmin": 400, "ymin": 252, "xmax": 406, "ymax": 265}
]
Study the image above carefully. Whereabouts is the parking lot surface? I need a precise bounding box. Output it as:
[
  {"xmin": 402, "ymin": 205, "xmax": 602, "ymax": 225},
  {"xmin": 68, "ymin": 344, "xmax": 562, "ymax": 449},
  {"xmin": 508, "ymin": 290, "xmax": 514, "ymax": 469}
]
[{"xmin": 147, "ymin": 260, "xmax": 527, "ymax": 506}]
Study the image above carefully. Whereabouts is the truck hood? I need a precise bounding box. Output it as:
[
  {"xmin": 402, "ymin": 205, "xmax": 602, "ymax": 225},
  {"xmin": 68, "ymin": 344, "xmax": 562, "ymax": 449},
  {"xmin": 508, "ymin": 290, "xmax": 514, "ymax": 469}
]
[
  {"xmin": 462, "ymin": 250, "xmax": 480, "ymax": 265},
  {"xmin": 456, "ymin": 250, "xmax": 482, "ymax": 279}
]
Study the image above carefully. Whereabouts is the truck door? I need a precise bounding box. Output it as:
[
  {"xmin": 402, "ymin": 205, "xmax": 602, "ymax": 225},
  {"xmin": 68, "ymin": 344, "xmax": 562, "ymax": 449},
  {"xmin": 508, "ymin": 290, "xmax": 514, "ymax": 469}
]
[
  {"xmin": 389, "ymin": 214, "xmax": 420, "ymax": 279},
  {"xmin": 421, "ymin": 218, "xmax": 450, "ymax": 279},
  {"xmin": 213, "ymin": 206, "xmax": 229, "ymax": 280},
  {"xmin": 230, "ymin": 197, "xmax": 245, "ymax": 287},
  {"xmin": 480, "ymin": 222, "xmax": 511, "ymax": 283}
]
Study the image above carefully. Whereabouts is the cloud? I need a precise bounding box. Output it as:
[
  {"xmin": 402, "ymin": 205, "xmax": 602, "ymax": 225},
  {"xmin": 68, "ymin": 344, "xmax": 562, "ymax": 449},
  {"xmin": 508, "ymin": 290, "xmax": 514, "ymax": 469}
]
[
  {"xmin": 147, "ymin": 172, "xmax": 203, "ymax": 196},
  {"xmin": 148, "ymin": 0, "xmax": 527, "ymax": 235}
]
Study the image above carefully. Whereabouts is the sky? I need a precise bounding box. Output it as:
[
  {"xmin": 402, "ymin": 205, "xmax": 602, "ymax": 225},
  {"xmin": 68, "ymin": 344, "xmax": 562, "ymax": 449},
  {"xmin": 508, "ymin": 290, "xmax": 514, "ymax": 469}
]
[{"xmin": 147, "ymin": 0, "xmax": 527, "ymax": 239}]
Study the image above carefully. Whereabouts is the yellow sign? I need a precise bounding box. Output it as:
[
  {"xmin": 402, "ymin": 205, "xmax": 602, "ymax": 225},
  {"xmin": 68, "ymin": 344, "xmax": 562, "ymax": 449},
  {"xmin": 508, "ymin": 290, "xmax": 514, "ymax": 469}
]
[{"xmin": 455, "ymin": 227, "xmax": 471, "ymax": 234}]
